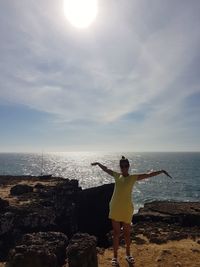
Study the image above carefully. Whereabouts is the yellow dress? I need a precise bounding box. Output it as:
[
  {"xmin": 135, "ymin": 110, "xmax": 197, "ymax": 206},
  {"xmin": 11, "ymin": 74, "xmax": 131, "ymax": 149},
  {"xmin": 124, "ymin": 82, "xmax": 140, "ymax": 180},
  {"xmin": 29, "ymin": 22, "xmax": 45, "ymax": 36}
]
[{"xmin": 109, "ymin": 171, "xmax": 138, "ymax": 224}]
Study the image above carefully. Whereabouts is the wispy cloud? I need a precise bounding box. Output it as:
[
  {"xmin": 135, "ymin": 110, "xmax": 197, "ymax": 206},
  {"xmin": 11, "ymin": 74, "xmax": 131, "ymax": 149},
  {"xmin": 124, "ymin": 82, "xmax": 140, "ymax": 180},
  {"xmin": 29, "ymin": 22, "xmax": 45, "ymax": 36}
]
[{"xmin": 0, "ymin": 0, "xmax": 200, "ymax": 151}]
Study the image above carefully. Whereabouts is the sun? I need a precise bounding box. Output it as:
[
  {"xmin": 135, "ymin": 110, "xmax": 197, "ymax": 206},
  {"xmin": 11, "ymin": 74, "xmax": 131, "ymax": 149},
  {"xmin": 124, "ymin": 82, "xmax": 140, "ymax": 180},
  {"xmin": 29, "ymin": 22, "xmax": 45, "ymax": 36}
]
[{"xmin": 63, "ymin": 0, "xmax": 98, "ymax": 29}]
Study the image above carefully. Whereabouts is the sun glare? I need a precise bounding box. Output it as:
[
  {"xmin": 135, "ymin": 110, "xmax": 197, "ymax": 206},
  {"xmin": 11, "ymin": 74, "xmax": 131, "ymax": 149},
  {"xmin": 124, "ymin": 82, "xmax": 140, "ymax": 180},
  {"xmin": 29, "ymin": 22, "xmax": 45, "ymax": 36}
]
[{"xmin": 63, "ymin": 0, "xmax": 98, "ymax": 29}]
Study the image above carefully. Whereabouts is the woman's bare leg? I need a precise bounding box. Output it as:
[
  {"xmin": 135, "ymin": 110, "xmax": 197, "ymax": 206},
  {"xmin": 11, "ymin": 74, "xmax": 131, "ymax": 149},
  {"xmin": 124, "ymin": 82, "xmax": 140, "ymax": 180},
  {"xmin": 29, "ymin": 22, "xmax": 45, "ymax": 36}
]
[
  {"xmin": 122, "ymin": 222, "xmax": 131, "ymax": 256},
  {"xmin": 111, "ymin": 220, "xmax": 121, "ymax": 259}
]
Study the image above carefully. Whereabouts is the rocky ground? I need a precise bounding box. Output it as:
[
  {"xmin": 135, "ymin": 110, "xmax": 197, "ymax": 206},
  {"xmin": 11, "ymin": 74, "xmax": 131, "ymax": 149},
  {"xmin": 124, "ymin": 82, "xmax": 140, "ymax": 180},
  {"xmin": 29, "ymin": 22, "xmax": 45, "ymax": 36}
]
[
  {"xmin": 1, "ymin": 238, "xmax": 200, "ymax": 267},
  {"xmin": 98, "ymin": 238, "xmax": 200, "ymax": 267},
  {"xmin": 0, "ymin": 175, "xmax": 200, "ymax": 267},
  {"xmin": 98, "ymin": 201, "xmax": 200, "ymax": 267}
]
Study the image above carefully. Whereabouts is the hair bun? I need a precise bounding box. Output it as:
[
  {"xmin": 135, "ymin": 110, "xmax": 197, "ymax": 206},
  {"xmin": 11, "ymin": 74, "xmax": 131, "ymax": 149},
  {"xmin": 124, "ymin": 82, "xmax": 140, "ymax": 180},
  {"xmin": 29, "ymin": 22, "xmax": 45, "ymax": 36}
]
[{"xmin": 120, "ymin": 156, "xmax": 130, "ymax": 167}]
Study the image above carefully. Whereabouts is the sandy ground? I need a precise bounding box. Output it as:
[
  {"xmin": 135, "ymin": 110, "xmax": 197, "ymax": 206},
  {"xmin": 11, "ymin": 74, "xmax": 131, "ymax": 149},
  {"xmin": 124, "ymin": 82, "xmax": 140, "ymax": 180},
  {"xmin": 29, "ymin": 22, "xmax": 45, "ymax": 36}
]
[{"xmin": 98, "ymin": 239, "xmax": 200, "ymax": 267}]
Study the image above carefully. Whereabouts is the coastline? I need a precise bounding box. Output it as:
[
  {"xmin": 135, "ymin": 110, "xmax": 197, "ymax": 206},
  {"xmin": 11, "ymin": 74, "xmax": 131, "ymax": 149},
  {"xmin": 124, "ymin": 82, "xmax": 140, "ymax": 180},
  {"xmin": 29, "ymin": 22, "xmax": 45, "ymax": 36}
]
[{"xmin": 0, "ymin": 175, "xmax": 200, "ymax": 267}]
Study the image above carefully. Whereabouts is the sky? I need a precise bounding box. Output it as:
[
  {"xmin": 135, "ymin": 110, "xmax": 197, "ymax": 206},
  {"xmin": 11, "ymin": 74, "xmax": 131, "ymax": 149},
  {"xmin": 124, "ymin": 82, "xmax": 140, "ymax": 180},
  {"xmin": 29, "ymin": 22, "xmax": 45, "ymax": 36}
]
[{"xmin": 0, "ymin": 0, "xmax": 200, "ymax": 152}]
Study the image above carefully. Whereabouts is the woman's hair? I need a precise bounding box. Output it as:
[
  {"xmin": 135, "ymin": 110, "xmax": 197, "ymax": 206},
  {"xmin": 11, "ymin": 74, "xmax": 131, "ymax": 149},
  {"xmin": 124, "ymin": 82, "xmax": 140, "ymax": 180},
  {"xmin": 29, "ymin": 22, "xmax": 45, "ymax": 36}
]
[{"xmin": 119, "ymin": 155, "xmax": 130, "ymax": 167}]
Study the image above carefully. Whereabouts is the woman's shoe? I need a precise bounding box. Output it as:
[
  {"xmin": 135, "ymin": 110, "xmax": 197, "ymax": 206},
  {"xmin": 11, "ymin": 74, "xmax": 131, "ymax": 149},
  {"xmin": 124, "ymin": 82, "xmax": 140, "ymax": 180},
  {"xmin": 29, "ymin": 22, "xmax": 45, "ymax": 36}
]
[
  {"xmin": 125, "ymin": 255, "xmax": 135, "ymax": 265},
  {"xmin": 111, "ymin": 258, "xmax": 119, "ymax": 266}
]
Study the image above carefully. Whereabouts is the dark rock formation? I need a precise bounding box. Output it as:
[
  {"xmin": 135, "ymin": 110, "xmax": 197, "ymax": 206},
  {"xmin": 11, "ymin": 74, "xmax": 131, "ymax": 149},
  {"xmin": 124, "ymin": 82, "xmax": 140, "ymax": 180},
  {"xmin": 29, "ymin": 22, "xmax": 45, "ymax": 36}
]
[
  {"xmin": 10, "ymin": 184, "xmax": 33, "ymax": 196},
  {"xmin": 1, "ymin": 179, "xmax": 113, "ymax": 260},
  {"xmin": 6, "ymin": 231, "xmax": 68, "ymax": 267},
  {"xmin": 37, "ymin": 174, "xmax": 52, "ymax": 179},
  {"xmin": 0, "ymin": 205, "xmax": 58, "ymax": 260},
  {"xmin": 0, "ymin": 179, "xmax": 81, "ymax": 261},
  {"xmin": 133, "ymin": 201, "xmax": 200, "ymax": 226},
  {"xmin": 0, "ymin": 197, "xmax": 9, "ymax": 212},
  {"xmin": 1, "ymin": 175, "xmax": 200, "ymax": 264},
  {"xmin": 66, "ymin": 233, "xmax": 98, "ymax": 267},
  {"xmin": 131, "ymin": 201, "xmax": 200, "ymax": 245},
  {"xmin": 34, "ymin": 183, "xmax": 46, "ymax": 190},
  {"xmin": 53, "ymin": 179, "xmax": 82, "ymax": 237},
  {"xmin": 77, "ymin": 183, "xmax": 114, "ymax": 247}
]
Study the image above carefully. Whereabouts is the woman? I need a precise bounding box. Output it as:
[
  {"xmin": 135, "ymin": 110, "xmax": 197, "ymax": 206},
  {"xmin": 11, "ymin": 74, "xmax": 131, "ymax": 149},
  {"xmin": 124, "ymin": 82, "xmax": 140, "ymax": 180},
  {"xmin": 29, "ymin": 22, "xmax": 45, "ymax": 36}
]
[{"xmin": 91, "ymin": 156, "xmax": 172, "ymax": 266}]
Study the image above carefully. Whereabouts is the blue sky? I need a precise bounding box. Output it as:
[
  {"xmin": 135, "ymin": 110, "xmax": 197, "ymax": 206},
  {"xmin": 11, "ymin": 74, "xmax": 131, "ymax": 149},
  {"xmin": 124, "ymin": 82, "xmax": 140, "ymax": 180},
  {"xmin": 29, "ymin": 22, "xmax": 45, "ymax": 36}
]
[{"xmin": 0, "ymin": 0, "xmax": 200, "ymax": 152}]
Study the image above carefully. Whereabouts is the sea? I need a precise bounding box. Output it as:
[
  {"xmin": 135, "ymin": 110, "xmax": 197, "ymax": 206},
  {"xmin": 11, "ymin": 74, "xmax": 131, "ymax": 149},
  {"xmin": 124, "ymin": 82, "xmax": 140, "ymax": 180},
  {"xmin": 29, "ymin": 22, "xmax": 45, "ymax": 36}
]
[{"xmin": 0, "ymin": 152, "xmax": 199, "ymax": 213}]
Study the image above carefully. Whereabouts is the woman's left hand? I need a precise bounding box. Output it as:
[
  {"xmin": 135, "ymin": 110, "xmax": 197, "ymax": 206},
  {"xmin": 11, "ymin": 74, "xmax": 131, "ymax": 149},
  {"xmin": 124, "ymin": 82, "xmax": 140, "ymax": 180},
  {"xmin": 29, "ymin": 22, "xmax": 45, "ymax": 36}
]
[{"xmin": 162, "ymin": 170, "xmax": 173, "ymax": 179}]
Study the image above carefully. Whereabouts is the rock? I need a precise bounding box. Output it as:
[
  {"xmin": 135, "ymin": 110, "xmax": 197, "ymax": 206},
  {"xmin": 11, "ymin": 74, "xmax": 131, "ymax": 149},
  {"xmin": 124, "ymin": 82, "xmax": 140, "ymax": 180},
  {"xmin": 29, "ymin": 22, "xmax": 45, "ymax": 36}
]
[
  {"xmin": 37, "ymin": 174, "xmax": 52, "ymax": 179},
  {"xmin": 161, "ymin": 249, "xmax": 172, "ymax": 255},
  {"xmin": 2, "ymin": 175, "xmax": 200, "ymax": 264},
  {"xmin": 34, "ymin": 183, "xmax": 46, "ymax": 190},
  {"xmin": 66, "ymin": 233, "xmax": 98, "ymax": 267},
  {"xmin": 132, "ymin": 201, "xmax": 200, "ymax": 245},
  {"xmin": 0, "ymin": 211, "xmax": 16, "ymax": 235},
  {"xmin": 0, "ymin": 178, "xmax": 82, "ymax": 260},
  {"xmin": 132, "ymin": 220, "xmax": 200, "ymax": 244},
  {"xmin": 96, "ymin": 247, "xmax": 105, "ymax": 255},
  {"xmin": 10, "ymin": 184, "xmax": 33, "ymax": 196},
  {"xmin": 132, "ymin": 236, "xmax": 147, "ymax": 245},
  {"xmin": 0, "ymin": 211, "xmax": 19, "ymax": 261},
  {"xmin": 191, "ymin": 248, "xmax": 200, "ymax": 253},
  {"xmin": 0, "ymin": 198, "xmax": 9, "ymax": 212},
  {"xmin": 175, "ymin": 262, "xmax": 182, "ymax": 267},
  {"xmin": 133, "ymin": 201, "xmax": 200, "ymax": 227},
  {"xmin": 53, "ymin": 179, "xmax": 82, "ymax": 237},
  {"xmin": 6, "ymin": 232, "xmax": 68, "ymax": 267},
  {"xmin": 156, "ymin": 249, "xmax": 172, "ymax": 263},
  {"xmin": 156, "ymin": 256, "xmax": 162, "ymax": 262},
  {"xmin": 77, "ymin": 183, "xmax": 114, "ymax": 247},
  {"xmin": 0, "ymin": 203, "xmax": 57, "ymax": 261},
  {"xmin": 22, "ymin": 205, "xmax": 56, "ymax": 230}
]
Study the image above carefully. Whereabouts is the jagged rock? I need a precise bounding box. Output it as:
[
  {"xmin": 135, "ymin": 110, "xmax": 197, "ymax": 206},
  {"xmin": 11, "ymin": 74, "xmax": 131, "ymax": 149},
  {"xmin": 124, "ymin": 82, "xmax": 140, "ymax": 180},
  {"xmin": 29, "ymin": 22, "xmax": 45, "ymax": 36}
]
[
  {"xmin": 133, "ymin": 201, "xmax": 200, "ymax": 226},
  {"xmin": 6, "ymin": 232, "xmax": 68, "ymax": 267},
  {"xmin": 22, "ymin": 205, "xmax": 56, "ymax": 230},
  {"xmin": 42, "ymin": 179, "xmax": 81, "ymax": 216},
  {"xmin": 34, "ymin": 183, "xmax": 46, "ymax": 190},
  {"xmin": 132, "ymin": 236, "xmax": 147, "ymax": 245},
  {"xmin": 77, "ymin": 183, "xmax": 114, "ymax": 247},
  {"xmin": 131, "ymin": 220, "xmax": 200, "ymax": 244},
  {"xmin": 132, "ymin": 201, "xmax": 200, "ymax": 244},
  {"xmin": 0, "ymin": 198, "xmax": 9, "ymax": 212},
  {"xmin": 0, "ymin": 204, "xmax": 57, "ymax": 261},
  {"xmin": 1, "ymin": 175, "xmax": 200, "ymax": 264},
  {"xmin": 0, "ymin": 178, "xmax": 81, "ymax": 260},
  {"xmin": 10, "ymin": 184, "xmax": 33, "ymax": 196},
  {"xmin": 66, "ymin": 232, "xmax": 98, "ymax": 267},
  {"xmin": 0, "ymin": 211, "xmax": 16, "ymax": 235},
  {"xmin": 53, "ymin": 179, "xmax": 82, "ymax": 237},
  {"xmin": 0, "ymin": 211, "xmax": 20, "ymax": 260},
  {"xmin": 37, "ymin": 174, "xmax": 52, "ymax": 179}
]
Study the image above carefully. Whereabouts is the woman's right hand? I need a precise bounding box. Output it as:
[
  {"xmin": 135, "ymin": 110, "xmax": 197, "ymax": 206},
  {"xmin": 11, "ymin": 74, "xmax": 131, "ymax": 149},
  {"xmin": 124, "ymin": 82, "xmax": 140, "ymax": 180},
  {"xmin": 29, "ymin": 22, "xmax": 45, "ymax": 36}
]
[{"xmin": 91, "ymin": 162, "xmax": 99, "ymax": 166}]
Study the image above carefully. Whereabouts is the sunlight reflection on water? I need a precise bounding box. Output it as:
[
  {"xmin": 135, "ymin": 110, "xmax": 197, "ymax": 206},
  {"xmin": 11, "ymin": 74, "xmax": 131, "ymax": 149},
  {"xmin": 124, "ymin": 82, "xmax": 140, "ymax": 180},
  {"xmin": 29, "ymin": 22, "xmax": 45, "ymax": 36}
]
[{"xmin": 0, "ymin": 152, "xmax": 199, "ymax": 213}]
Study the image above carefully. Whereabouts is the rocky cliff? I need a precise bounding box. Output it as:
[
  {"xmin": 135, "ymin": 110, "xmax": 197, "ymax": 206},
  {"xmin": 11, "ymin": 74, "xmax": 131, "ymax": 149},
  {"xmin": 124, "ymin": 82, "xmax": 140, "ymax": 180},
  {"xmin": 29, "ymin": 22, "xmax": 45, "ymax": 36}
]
[{"xmin": 0, "ymin": 175, "xmax": 200, "ymax": 265}]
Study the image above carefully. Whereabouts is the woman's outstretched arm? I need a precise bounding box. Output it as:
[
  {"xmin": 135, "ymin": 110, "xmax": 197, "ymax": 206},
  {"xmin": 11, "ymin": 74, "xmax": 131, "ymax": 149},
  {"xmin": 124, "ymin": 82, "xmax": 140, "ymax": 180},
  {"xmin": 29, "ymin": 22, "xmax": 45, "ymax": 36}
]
[
  {"xmin": 91, "ymin": 162, "xmax": 114, "ymax": 176},
  {"xmin": 137, "ymin": 169, "xmax": 172, "ymax": 180}
]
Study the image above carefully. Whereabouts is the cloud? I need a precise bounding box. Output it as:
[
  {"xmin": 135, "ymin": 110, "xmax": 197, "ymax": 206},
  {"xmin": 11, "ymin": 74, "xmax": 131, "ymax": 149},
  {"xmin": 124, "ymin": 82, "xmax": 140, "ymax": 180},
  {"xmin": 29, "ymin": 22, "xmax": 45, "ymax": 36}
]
[{"xmin": 0, "ymin": 0, "xmax": 200, "ymax": 151}]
